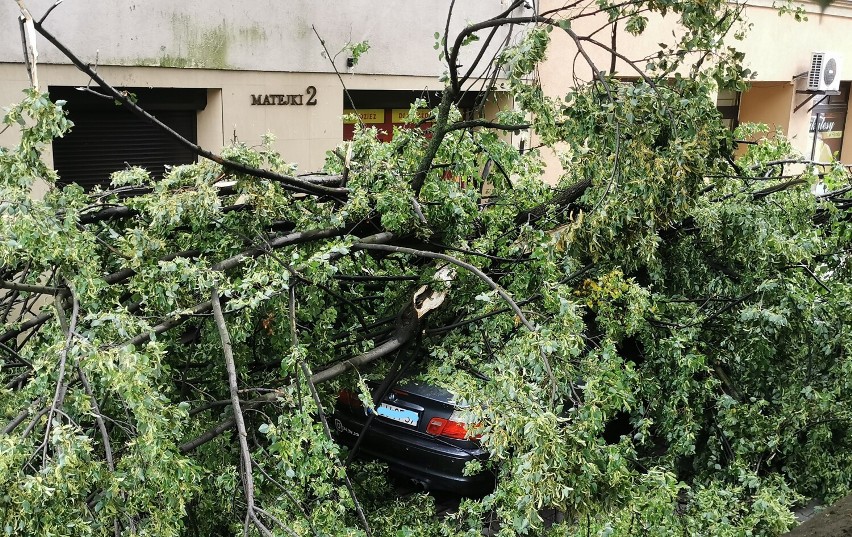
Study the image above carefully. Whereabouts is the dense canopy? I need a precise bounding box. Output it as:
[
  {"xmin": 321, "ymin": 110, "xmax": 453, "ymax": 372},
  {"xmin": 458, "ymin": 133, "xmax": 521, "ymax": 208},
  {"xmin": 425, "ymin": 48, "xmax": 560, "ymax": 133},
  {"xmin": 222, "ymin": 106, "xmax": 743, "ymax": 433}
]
[{"xmin": 1, "ymin": 1, "xmax": 850, "ymax": 536}]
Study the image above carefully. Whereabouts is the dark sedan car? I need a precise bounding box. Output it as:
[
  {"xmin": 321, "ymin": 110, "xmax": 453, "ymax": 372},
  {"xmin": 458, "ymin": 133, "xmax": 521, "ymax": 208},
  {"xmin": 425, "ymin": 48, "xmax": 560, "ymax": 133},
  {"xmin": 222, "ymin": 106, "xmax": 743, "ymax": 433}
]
[{"xmin": 332, "ymin": 381, "xmax": 495, "ymax": 496}]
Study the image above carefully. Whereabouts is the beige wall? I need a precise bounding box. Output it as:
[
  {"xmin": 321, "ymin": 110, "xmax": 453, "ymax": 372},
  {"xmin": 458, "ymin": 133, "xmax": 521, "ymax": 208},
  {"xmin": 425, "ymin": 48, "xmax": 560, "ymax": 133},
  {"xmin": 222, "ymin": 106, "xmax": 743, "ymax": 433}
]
[
  {"xmin": 739, "ymin": 80, "xmax": 852, "ymax": 163},
  {"xmin": 0, "ymin": 63, "xmax": 468, "ymax": 174},
  {"xmin": 536, "ymin": 0, "xmax": 852, "ymax": 175},
  {"xmin": 736, "ymin": 1, "xmax": 852, "ymax": 82},
  {"xmin": 737, "ymin": 2, "xmax": 852, "ymax": 162},
  {"xmin": 540, "ymin": 0, "xmax": 852, "ymax": 88},
  {"xmin": 1, "ymin": 62, "xmax": 513, "ymax": 187},
  {"xmin": 739, "ymin": 82, "xmax": 795, "ymax": 135}
]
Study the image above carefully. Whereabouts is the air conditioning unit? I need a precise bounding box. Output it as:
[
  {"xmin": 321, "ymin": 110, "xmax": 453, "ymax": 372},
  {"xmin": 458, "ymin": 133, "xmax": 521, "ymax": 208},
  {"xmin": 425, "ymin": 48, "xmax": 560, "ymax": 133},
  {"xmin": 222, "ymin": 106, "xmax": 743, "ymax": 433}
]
[{"xmin": 807, "ymin": 52, "xmax": 842, "ymax": 92}]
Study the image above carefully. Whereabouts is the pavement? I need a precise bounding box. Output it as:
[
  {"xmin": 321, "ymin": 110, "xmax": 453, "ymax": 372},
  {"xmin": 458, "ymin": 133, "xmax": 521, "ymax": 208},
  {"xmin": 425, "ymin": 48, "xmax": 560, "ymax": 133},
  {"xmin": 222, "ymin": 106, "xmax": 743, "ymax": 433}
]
[{"xmin": 783, "ymin": 494, "xmax": 852, "ymax": 537}]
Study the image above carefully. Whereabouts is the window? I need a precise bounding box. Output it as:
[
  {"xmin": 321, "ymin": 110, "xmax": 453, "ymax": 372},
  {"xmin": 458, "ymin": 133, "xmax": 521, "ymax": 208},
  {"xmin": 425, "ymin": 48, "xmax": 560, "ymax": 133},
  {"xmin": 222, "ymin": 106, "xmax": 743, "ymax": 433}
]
[
  {"xmin": 342, "ymin": 90, "xmax": 488, "ymax": 142},
  {"xmin": 343, "ymin": 106, "xmax": 433, "ymax": 143},
  {"xmin": 716, "ymin": 89, "xmax": 740, "ymax": 131}
]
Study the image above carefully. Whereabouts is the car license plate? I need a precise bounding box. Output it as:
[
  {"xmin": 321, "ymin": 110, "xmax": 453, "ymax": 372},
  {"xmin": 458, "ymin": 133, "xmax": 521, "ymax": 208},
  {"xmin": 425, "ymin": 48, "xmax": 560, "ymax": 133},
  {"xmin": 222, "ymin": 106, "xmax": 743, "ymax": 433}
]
[{"xmin": 376, "ymin": 403, "xmax": 419, "ymax": 426}]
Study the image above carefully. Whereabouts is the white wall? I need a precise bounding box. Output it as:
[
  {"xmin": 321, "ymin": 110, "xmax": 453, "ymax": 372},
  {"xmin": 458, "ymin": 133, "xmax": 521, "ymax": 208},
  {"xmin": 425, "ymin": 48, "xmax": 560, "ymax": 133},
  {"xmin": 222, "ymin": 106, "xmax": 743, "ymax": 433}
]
[{"xmin": 0, "ymin": 1, "xmax": 520, "ymax": 77}]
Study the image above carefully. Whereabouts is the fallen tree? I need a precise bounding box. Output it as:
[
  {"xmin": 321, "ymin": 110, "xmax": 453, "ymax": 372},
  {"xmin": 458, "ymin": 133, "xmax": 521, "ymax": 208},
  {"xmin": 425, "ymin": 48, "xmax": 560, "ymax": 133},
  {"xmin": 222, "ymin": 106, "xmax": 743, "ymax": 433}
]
[{"xmin": 1, "ymin": 1, "xmax": 851, "ymax": 536}]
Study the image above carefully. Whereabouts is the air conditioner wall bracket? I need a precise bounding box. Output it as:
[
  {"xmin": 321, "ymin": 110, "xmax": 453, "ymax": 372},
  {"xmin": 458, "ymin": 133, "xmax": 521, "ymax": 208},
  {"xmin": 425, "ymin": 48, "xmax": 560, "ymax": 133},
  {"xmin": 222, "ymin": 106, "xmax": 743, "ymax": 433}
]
[{"xmin": 794, "ymin": 89, "xmax": 840, "ymax": 113}]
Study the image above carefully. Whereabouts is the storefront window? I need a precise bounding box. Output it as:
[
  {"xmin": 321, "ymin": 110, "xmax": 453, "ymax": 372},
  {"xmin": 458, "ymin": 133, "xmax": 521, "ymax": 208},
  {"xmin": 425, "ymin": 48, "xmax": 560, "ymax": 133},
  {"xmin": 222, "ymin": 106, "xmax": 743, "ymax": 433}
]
[
  {"xmin": 342, "ymin": 90, "xmax": 493, "ymax": 142},
  {"xmin": 343, "ymin": 107, "xmax": 433, "ymax": 143},
  {"xmin": 808, "ymin": 81, "xmax": 849, "ymax": 161}
]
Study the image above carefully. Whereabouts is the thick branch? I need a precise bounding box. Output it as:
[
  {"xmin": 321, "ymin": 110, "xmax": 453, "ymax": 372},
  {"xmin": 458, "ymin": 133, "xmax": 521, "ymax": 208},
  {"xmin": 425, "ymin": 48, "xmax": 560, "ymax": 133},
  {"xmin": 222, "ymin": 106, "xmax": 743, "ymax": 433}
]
[
  {"xmin": 445, "ymin": 119, "xmax": 531, "ymax": 133},
  {"xmin": 77, "ymin": 205, "xmax": 138, "ymax": 226},
  {"xmin": 214, "ymin": 227, "xmax": 346, "ymax": 273},
  {"xmin": 0, "ymin": 280, "xmax": 60, "ymax": 294},
  {"xmin": 751, "ymin": 179, "xmax": 808, "ymax": 200},
  {"xmin": 411, "ymin": 90, "xmax": 454, "ymax": 196},
  {"xmin": 515, "ymin": 177, "xmax": 592, "ymax": 225},
  {"xmin": 179, "ymin": 311, "xmax": 416, "ymax": 454}
]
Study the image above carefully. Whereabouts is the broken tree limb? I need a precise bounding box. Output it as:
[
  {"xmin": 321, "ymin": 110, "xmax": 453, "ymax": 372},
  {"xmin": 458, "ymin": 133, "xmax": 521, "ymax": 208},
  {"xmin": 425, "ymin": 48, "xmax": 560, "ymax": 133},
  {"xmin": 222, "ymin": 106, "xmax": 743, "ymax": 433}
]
[
  {"xmin": 15, "ymin": 0, "xmax": 38, "ymax": 89},
  {"xmin": 351, "ymin": 242, "xmax": 536, "ymax": 331},
  {"xmin": 179, "ymin": 258, "xmax": 451, "ymax": 454},
  {"xmin": 515, "ymin": 177, "xmax": 592, "ymax": 226},
  {"xmin": 211, "ymin": 287, "xmax": 277, "ymax": 537}
]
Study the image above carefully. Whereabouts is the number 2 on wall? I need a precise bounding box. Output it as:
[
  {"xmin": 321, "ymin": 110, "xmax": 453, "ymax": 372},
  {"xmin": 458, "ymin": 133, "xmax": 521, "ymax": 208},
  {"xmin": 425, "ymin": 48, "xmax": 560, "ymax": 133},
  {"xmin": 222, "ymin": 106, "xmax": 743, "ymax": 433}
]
[{"xmin": 306, "ymin": 86, "xmax": 317, "ymax": 106}]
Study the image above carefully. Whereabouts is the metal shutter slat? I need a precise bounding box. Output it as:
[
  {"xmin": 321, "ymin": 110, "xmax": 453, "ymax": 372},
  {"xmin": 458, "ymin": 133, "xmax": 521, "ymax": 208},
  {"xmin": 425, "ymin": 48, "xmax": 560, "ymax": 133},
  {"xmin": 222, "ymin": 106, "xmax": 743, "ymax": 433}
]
[{"xmin": 53, "ymin": 110, "xmax": 198, "ymax": 190}]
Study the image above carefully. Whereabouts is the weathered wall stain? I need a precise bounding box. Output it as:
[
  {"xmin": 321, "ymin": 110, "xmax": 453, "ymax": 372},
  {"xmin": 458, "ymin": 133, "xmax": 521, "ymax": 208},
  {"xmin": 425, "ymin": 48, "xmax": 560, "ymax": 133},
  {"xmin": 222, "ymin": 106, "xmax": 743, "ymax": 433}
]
[
  {"xmin": 131, "ymin": 13, "xmax": 267, "ymax": 69},
  {"xmin": 0, "ymin": 1, "xmax": 506, "ymax": 76}
]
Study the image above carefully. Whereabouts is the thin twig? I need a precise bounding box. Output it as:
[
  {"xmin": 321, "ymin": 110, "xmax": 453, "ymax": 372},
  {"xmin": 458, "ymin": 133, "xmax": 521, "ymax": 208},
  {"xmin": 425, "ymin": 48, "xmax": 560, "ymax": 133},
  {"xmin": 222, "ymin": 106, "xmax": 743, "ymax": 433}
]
[
  {"xmin": 253, "ymin": 507, "xmax": 299, "ymax": 537},
  {"xmin": 253, "ymin": 460, "xmax": 319, "ymax": 537},
  {"xmin": 311, "ymin": 25, "xmax": 362, "ymax": 128},
  {"xmin": 211, "ymin": 287, "xmax": 272, "ymax": 537},
  {"xmin": 784, "ymin": 263, "xmax": 831, "ymax": 293},
  {"xmin": 38, "ymin": 288, "xmax": 78, "ymax": 465},
  {"xmin": 37, "ymin": 0, "xmax": 63, "ymax": 24}
]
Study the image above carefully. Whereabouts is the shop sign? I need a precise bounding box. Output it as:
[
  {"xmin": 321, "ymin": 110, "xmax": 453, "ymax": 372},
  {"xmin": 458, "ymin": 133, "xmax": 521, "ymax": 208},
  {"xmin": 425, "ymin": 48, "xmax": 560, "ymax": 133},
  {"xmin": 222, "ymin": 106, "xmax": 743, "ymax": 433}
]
[
  {"xmin": 251, "ymin": 86, "xmax": 317, "ymax": 106},
  {"xmin": 343, "ymin": 109, "xmax": 385, "ymax": 124},
  {"xmin": 809, "ymin": 109, "xmax": 846, "ymax": 159},
  {"xmin": 391, "ymin": 108, "xmax": 430, "ymax": 123},
  {"xmin": 810, "ymin": 116, "xmax": 836, "ymax": 133}
]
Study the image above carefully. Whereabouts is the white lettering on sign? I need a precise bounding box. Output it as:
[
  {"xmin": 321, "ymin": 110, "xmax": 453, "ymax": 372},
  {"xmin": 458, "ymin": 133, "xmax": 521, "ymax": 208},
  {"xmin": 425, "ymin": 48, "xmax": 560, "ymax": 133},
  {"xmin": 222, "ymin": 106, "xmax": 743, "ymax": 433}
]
[{"xmin": 810, "ymin": 116, "xmax": 836, "ymax": 133}]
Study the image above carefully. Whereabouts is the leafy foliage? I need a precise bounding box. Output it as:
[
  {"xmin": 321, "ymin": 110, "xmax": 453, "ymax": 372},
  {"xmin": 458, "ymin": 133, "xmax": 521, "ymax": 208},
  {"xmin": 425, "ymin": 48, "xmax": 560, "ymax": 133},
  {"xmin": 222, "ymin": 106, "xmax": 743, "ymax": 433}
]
[{"xmin": 1, "ymin": 1, "xmax": 851, "ymax": 536}]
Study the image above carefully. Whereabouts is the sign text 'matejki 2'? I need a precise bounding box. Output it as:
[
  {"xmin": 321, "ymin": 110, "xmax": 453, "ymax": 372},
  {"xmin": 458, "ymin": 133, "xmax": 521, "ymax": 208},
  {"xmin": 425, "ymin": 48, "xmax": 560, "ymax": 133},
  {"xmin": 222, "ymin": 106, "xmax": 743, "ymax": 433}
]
[{"xmin": 251, "ymin": 86, "xmax": 317, "ymax": 106}]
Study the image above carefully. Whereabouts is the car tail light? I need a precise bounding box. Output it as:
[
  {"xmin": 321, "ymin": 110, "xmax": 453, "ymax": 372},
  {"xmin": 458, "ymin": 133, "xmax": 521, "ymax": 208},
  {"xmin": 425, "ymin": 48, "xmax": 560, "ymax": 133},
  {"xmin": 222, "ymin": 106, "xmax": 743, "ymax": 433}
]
[
  {"xmin": 426, "ymin": 412, "xmax": 480, "ymax": 440},
  {"xmin": 338, "ymin": 389, "xmax": 362, "ymax": 409}
]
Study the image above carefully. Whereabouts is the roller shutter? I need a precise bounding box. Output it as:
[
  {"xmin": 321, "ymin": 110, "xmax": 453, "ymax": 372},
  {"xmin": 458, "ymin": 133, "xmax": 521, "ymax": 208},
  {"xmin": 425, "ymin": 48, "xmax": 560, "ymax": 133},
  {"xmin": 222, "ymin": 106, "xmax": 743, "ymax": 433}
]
[{"xmin": 50, "ymin": 87, "xmax": 206, "ymax": 190}]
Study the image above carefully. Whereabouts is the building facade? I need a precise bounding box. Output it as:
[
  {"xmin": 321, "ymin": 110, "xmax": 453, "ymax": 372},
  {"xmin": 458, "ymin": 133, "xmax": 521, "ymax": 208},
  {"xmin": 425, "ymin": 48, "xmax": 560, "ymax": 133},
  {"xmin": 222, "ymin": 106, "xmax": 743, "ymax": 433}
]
[
  {"xmin": 3, "ymin": 1, "xmax": 852, "ymax": 190},
  {"xmin": 0, "ymin": 0, "xmax": 513, "ymax": 190},
  {"xmin": 540, "ymin": 0, "xmax": 852, "ymax": 164}
]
